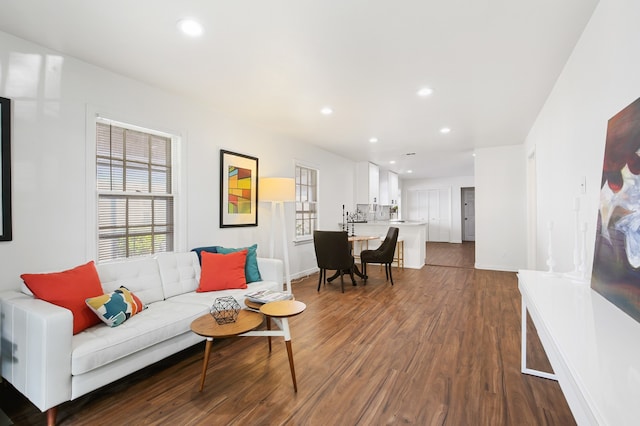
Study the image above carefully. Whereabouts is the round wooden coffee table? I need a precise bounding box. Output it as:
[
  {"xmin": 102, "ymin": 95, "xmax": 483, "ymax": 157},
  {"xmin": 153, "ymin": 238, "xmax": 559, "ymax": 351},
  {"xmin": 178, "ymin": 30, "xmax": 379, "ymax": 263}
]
[
  {"xmin": 256, "ymin": 299, "xmax": 306, "ymax": 392},
  {"xmin": 190, "ymin": 310, "xmax": 263, "ymax": 391}
]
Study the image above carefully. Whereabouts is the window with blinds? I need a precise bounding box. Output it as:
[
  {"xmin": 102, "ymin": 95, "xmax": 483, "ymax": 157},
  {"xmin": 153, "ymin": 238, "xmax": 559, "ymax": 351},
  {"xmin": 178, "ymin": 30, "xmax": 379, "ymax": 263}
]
[
  {"xmin": 295, "ymin": 164, "xmax": 318, "ymax": 239},
  {"xmin": 96, "ymin": 121, "xmax": 174, "ymax": 262}
]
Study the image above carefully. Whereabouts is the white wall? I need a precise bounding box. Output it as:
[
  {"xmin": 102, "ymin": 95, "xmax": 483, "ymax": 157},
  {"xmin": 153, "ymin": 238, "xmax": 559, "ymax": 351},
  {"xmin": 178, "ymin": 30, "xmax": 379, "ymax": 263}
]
[
  {"xmin": 402, "ymin": 175, "xmax": 474, "ymax": 243},
  {"xmin": 475, "ymin": 145, "xmax": 527, "ymax": 272},
  {"xmin": 525, "ymin": 0, "xmax": 640, "ymax": 274},
  {"xmin": 0, "ymin": 31, "xmax": 354, "ymax": 292}
]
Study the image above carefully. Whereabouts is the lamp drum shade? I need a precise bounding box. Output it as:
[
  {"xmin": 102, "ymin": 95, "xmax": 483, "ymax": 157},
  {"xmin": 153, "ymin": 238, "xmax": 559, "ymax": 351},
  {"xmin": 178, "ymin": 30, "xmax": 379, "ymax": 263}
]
[{"xmin": 259, "ymin": 177, "xmax": 295, "ymax": 202}]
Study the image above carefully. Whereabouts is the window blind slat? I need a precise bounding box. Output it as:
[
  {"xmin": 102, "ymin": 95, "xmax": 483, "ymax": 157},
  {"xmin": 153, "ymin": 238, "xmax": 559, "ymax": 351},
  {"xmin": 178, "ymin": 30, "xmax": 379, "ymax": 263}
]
[{"xmin": 96, "ymin": 122, "xmax": 174, "ymax": 261}]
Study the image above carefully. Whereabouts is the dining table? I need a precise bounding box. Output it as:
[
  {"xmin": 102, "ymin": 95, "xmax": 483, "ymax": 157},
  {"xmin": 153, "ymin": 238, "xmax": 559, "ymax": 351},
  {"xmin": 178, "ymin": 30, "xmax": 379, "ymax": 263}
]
[{"xmin": 327, "ymin": 235, "xmax": 379, "ymax": 283}]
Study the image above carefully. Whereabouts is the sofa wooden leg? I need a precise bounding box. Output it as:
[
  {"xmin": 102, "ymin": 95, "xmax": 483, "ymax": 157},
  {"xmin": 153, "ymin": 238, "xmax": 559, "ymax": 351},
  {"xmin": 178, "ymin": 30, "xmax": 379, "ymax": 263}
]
[{"xmin": 47, "ymin": 406, "xmax": 57, "ymax": 426}]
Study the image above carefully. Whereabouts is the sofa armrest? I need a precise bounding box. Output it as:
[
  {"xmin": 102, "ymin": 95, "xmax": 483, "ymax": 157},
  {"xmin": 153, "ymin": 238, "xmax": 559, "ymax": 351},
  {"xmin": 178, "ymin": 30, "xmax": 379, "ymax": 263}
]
[
  {"xmin": 256, "ymin": 258, "xmax": 284, "ymax": 291},
  {"xmin": 1, "ymin": 291, "xmax": 73, "ymax": 412}
]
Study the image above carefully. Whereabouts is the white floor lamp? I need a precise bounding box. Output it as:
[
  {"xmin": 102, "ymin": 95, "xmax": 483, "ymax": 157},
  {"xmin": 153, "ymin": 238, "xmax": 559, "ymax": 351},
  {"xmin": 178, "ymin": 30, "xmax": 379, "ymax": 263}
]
[{"xmin": 259, "ymin": 177, "xmax": 295, "ymax": 293}]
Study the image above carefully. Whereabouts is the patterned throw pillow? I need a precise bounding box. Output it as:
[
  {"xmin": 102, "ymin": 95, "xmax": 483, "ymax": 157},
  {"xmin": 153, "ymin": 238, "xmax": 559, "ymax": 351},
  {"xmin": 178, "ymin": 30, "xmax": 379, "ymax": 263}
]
[{"xmin": 86, "ymin": 286, "xmax": 146, "ymax": 327}]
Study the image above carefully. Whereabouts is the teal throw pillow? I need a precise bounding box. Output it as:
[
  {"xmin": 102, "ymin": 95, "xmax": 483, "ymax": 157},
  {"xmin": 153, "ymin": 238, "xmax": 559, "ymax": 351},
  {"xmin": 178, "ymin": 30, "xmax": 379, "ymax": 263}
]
[
  {"xmin": 216, "ymin": 244, "xmax": 262, "ymax": 283},
  {"xmin": 191, "ymin": 246, "xmax": 218, "ymax": 264}
]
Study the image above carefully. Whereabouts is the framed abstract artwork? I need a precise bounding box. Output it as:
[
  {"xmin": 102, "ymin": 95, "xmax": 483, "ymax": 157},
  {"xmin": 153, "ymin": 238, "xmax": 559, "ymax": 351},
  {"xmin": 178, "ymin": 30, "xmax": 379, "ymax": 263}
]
[
  {"xmin": 592, "ymin": 96, "xmax": 640, "ymax": 323},
  {"xmin": 0, "ymin": 96, "xmax": 11, "ymax": 241},
  {"xmin": 220, "ymin": 150, "xmax": 258, "ymax": 227}
]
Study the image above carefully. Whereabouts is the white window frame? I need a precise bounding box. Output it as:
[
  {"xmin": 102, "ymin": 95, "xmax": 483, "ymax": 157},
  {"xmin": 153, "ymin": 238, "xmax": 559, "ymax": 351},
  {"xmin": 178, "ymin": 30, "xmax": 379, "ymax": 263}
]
[
  {"xmin": 294, "ymin": 163, "xmax": 319, "ymax": 243},
  {"xmin": 85, "ymin": 108, "xmax": 185, "ymax": 262}
]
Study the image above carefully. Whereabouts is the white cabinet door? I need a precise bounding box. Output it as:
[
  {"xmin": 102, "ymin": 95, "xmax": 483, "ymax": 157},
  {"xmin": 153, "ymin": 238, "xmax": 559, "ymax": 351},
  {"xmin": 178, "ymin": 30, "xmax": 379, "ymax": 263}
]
[
  {"xmin": 355, "ymin": 161, "xmax": 380, "ymax": 205},
  {"xmin": 407, "ymin": 190, "xmax": 427, "ymax": 221},
  {"xmin": 369, "ymin": 163, "xmax": 379, "ymax": 204},
  {"xmin": 436, "ymin": 188, "xmax": 451, "ymax": 242},
  {"xmin": 406, "ymin": 188, "xmax": 451, "ymax": 242},
  {"xmin": 389, "ymin": 171, "xmax": 399, "ymax": 205},
  {"xmin": 428, "ymin": 190, "xmax": 440, "ymax": 241},
  {"xmin": 378, "ymin": 170, "xmax": 399, "ymax": 206},
  {"xmin": 379, "ymin": 171, "xmax": 389, "ymax": 205}
]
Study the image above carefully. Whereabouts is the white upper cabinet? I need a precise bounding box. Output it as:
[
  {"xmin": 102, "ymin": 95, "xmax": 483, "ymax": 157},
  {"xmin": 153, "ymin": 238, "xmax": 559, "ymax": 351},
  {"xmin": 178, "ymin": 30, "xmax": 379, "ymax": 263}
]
[
  {"xmin": 356, "ymin": 162, "xmax": 380, "ymax": 205},
  {"xmin": 388, "ymin": 171, "xmax": 399, "ymax": 205},
  {"xmin": 379, "ymin": 171, "xmax": 389, "ymax": 204},
  {"xmin": 379, "ymin": 170, "xmax": 399, "ymax": 205}
]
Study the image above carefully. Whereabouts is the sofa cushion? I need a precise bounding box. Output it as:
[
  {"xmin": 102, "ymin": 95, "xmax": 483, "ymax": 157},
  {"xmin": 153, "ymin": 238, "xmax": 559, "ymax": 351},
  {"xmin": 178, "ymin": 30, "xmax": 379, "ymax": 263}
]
[
  {"xmin": 216, "ymin": 244, "xmax": 262, "ymax": 283},
  {"xmin": 96, "ymin": 257, "xmax": 164, "ymax": 305},
  {"xmin": 86, "ymin": 287, "xmax": 145, "ymax": 327},
  {"xmin": 167, "ymin": 279, "xmax": 281, "ymax": 309},
  {"xmin": 156, "ymin": 252, "xmax": 201, "ymax": 299},
  {"xmin": 20, "ymin": 261, "xmax": 104, "ymax": 334},
  {"xmin": 71, "ymin": 300, "xmax": 206, "ymax": 375},
  {"xmin": 197, "ymin": 250, "xmax": 247, "ymax": 292}
]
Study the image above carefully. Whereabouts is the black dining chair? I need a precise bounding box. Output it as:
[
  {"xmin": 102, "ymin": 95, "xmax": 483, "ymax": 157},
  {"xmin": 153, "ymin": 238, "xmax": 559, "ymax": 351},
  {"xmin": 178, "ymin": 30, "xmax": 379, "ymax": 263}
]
[
  {"xmin": 313, "ymin": 230, "xmax": 356, "ymax": 293},
  {"xmin": 361, "ymin": 227, "xmax": 399, "ymax": 285}
]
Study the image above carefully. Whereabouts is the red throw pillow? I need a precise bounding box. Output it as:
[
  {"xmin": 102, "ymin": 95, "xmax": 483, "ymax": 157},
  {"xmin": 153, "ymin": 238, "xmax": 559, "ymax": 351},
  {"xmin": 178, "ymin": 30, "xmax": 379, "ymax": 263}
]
[
  {"xmin": 21, "ymin": 261, "xmax": 105, "ymax": 334},
  {"xmin": 197, "ymin": 250, "xmax": 248, "ymax": 292}
]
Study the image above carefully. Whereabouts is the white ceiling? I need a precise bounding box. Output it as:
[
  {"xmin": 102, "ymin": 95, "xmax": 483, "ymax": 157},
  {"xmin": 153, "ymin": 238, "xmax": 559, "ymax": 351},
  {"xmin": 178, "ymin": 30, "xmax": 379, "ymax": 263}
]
[{"xmin": 0, "ymin": 0, "xmax": 599, "ymax": 179}]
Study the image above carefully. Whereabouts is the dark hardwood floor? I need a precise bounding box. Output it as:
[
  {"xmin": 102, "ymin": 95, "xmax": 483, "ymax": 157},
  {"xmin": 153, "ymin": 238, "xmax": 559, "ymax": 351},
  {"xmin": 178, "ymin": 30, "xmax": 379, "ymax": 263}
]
[
  {"xmin": 426, "ymin": 241, "xmax": 475, "ymax": 269},
  {"xmin": 1, "ymin": 243, "xmax": 574, "ymax": 425}
]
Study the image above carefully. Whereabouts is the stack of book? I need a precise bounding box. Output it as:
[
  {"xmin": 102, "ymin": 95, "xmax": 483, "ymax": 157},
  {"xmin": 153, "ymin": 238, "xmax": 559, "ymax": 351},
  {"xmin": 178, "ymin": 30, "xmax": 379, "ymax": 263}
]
[{"xmin": 245, "ymin": 289, "xmax": 293, "ymax": 304}]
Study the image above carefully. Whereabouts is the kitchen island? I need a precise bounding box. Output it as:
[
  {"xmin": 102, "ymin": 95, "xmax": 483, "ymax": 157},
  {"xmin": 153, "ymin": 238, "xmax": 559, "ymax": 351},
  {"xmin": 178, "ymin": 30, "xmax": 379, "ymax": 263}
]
[{"xmin": 340, "ymin": 221, "xmax": 427, "ymax": 269}]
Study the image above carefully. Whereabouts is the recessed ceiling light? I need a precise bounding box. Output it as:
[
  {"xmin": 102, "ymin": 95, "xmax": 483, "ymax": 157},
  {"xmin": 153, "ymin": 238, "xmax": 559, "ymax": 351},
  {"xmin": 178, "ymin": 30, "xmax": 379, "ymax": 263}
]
[
  {"xmin": 389, "ymin": 160, "xmax": 396, "ymax": 164},
  {"xmin": 369, "ymin": 138, "xmax": 378, "ymax": 143},
  {"xmin": 177, "ymin": 19, "xmax": 204, "ymax": 37},
  {"xmin": 440, "ymin": 127, "xmax": 451, "ymax": 134},
  {"xmin": 407, "ymin": 170, "xmax": 413, "ymax": 174},
  {"xmin": 320, "ymin": 107, "xmax": 333, "ymax": 115},
  {"xmin": 417, "ymin": 87, "xmax": 433, "ymax": 97}
]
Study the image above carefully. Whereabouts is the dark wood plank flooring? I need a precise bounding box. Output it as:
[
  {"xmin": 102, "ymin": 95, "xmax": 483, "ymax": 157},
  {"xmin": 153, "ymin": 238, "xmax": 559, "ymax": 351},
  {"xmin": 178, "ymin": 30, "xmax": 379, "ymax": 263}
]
[
  {"xmin": 426, "ymin": 241, "xmax": 475, "ymax": 269},
  {"xmin": 1, "ymin": 243, "xmax": 574, "ymax": 425}
]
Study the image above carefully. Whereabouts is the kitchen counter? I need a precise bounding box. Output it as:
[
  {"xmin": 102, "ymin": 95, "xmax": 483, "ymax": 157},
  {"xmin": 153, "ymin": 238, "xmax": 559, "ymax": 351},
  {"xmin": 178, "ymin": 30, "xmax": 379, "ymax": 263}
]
[{"xmin": 339, "ymin": 221, "xmax": 427, "ymax": 269}]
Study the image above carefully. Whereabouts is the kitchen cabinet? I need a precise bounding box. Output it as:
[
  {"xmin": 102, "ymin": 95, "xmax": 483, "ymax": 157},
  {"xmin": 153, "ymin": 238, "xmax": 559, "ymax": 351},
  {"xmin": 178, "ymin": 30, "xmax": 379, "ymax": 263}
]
[
  {"xmin": 378, "ymin": 170, "xmax": 399, "ymax": 206},
  {"xmin": 388, "ymin": 171, "xmax": 399, "ymax": 205},
  {"xmin": 355, "ymin": 162, "xmax": 379, "ymax": 205}
]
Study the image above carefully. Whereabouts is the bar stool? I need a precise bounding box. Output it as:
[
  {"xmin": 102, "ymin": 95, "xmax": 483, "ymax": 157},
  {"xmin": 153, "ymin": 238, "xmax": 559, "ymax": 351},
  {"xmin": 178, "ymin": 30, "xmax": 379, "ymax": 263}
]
[
  {"xmin": 393, "ymin": 239, "xmax": 404, "ymax": 269},
  {"xmin": 378, "ymin": 237, "xmax": 404, "ymax": 269}
]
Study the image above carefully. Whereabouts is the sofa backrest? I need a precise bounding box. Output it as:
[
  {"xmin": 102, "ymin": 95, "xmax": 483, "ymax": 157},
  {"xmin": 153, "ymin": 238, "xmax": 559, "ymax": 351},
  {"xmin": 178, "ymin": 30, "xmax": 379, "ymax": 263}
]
[
  {"xmin": 96, "ymin": 257, "xmax": 165, "ymax": 305},
  {"xmin": 155, "ymin": 251, "xmax": 201, "ymax": 299}
]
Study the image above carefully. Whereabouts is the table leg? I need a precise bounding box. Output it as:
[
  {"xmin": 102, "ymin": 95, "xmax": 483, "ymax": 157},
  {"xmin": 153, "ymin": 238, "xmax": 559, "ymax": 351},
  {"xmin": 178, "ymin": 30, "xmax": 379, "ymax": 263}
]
[
  {"xmin": 281, "ymin": 317, "xmax": 298, "ymax": 392},
  {"xmin": 285, "ymin": 340, "xmax": 297, "ymax": 392},
  {"xmin": 199, "ymin": 338, "xmax": 213, "ymax": 391},
  {"xmin": 521, "ymin": 297, "xmax": 556, "ymax": 380},
  {"xmin": 266, "ymin": 316, "xmax": 272, "ymax": 352}
]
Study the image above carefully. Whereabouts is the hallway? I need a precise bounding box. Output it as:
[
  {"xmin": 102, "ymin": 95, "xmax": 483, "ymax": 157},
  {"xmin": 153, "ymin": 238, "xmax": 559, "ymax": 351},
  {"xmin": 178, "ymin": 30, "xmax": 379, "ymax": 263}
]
[{"xmin": 426, "ymin": 241, "xmax": 475, "ymax": 269}]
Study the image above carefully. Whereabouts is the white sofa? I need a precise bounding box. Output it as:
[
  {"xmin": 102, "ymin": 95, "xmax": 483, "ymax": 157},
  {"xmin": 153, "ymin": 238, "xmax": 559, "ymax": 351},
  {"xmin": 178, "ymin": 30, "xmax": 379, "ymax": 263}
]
[{"xmin": 0, "ymin": 251, "xmax": 283, "ymax": 424}]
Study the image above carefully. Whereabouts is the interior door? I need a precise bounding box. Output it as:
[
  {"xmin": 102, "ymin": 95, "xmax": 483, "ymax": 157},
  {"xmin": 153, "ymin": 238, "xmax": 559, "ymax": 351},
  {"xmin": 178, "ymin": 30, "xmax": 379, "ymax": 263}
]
[
  {"xmin": 407, "ymin": 189, "xmax": 451, "ymax": 242},
  {"xmin": 407, "ymin": 190, "xmax": 427, "ymax": 222},
  {"xmin": 462, "ymin": 187, "xmax": 475, "ymax": 241},
  {"xmin": 427, "ymin": 190, "xmax": 440, "ymax": 241}
]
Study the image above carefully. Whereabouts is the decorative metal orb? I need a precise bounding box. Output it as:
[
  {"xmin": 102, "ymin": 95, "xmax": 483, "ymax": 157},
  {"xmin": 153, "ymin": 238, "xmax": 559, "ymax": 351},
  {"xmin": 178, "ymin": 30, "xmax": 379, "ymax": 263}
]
[{"xmin": 210, "ymin": 296, "xmax": 241, "ymax": 325}]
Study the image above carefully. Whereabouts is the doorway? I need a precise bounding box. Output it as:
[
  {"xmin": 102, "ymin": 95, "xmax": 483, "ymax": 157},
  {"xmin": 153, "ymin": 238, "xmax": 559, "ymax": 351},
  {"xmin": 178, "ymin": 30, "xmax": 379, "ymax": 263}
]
[{"xmin": 461, "ymin": 187, "xmax": 475, "ymax": 242}]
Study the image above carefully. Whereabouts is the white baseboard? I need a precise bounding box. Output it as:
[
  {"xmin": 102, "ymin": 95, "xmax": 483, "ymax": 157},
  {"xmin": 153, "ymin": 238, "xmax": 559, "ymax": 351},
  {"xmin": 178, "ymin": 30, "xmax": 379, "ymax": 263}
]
[
  {"xmin": 290, "ymin": 267, "xmax": 319, "ymax": 283},
  {"xmin": 474, "ymin": 262, "xmax": 519, "ymax": 273}
]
